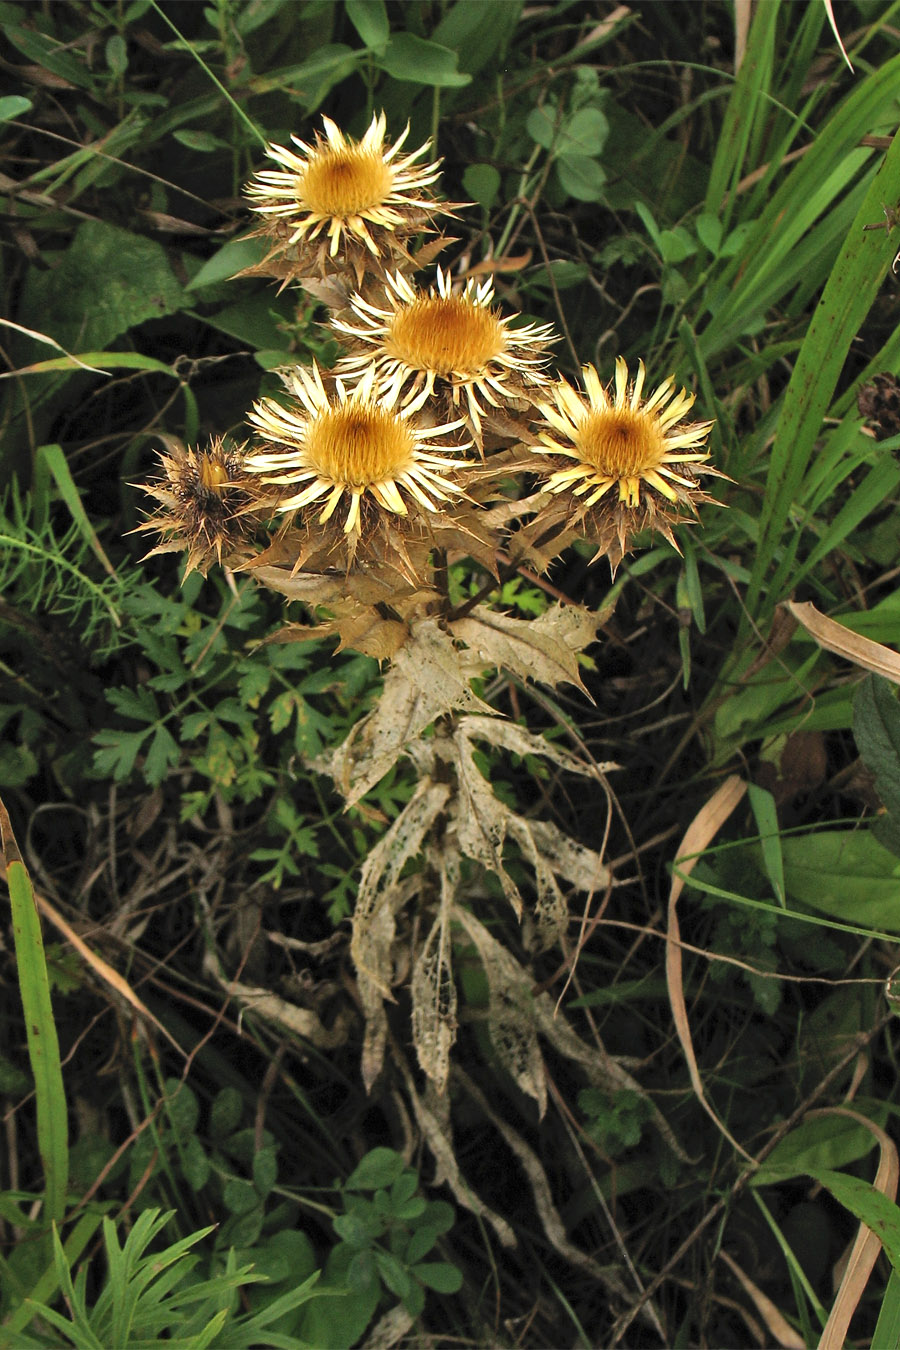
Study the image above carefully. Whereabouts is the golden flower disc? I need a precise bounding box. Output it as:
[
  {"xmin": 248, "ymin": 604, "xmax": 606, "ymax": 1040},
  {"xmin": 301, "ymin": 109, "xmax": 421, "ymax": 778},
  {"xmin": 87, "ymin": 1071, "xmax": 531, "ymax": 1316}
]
[
  {"xmin": 304, "ymin": 404, "xmax": 415, "ymax": 486},
  {"xmin": 576, "ymin": 408, "xmax": 667, "ymax": 478},
  {"xmin": 385, "ymin": 296, "xmax": 507, "ymax": 377},
  {"xmin": 299, "ymin": 149, "xmax": 394, "ymax": 218}
]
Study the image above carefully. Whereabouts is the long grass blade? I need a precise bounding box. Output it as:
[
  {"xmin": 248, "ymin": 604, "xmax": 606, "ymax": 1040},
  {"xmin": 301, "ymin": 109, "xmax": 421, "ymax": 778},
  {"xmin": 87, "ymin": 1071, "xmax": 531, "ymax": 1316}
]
[
  {"xmin": 0, "ymin": 799, "xmax": 68, "ymax": 1228},
  {"xmin": 747, "ymin": 115, "xmax": 900, "ymax": 619}
]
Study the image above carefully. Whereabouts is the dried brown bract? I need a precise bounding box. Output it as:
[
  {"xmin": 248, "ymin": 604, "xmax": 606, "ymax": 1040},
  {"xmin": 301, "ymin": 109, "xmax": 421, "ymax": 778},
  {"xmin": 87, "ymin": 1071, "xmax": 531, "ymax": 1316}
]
[{"xmin": 135, "ymin": 438, "xmax": 256, "ymax": 577}]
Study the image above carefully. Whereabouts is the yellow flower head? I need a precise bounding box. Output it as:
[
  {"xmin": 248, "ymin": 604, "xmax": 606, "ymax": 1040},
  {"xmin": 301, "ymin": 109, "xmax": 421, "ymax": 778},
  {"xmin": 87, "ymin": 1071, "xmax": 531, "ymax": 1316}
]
[
  {"xmin": 532, "ymin": 358, "xmax": 717, "ymax": 570},
  {"xmin": 245, "ymin": 362, "xmax": 473, "ymax": 541},
  {"xmin": 245, "ymin": 113, "xmax": 449, "ymax": 280},
  {"xmin": 334, "ymin": 266, "xmax": 558, "ymax": 443}
]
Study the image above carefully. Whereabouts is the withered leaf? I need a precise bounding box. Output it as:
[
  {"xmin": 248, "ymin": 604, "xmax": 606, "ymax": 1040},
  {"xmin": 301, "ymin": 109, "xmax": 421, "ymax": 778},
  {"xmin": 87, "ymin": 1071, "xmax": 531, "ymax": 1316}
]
[
  {"xmin": 456, "ymin": 908, "xmax": 547, "ymax": 1116},
  {"xmin": 451, "ymin": 601, "xmax": 599, "ymax": 693},
  {"xmin": 410, "ymin": 853, "xmax": 458, "ymax": 1093},
  {"xmin": 325, "ymin": 619, "xmax": 493, "ymax": 806},
  {"xmin": 352, "ymin": 780, "xmax": 451, "ymax": 1092}
]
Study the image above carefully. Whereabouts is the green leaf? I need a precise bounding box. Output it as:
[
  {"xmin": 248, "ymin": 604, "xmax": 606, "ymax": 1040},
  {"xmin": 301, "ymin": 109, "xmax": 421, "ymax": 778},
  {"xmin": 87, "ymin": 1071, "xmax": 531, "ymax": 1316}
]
[
  {"xmin": 658, "ymin": 226, "xmax": 697, "ymax": 263},
  {"xmin": 854, "ymin": 676, "xmax": 900, "ymax": 820},
  {"xmin": 345, "ymin": 0, "xmax": 389, "ymax": 51},
  {"xmin": 405, "ymin": 1225, "xmax": 440, "ymax": 1264},
  {"xmin": 185, "ymin": 235, "xmax": 270, "ymax": 291},
  {"xmin": 165, "ymin": 1079, "xmax": 200, "ymax": 1134},
  {"xmin": 333, "ymin": 1212, "xmax": 375, "ymax": 1247},
  {"xmin": 172, "ymin": 128, "xmax": 230, "ymax": 152},
  {"xmin": 557, "ymin": 153, "xmax": 606, "ymax": 201},
  {"xmin": 432, "ymin": 0, "xmax": 523, "ymax": 76},
  {"xmin": 144, "ymin": 724, "xmax": 179, "ymax": 786},
  {"xmin": 561, "ymin": 107, "xmax": 609, "ymax": 155},
  {"xmin": 781, "ymin": 829, "xmax": 900, "ymax": 932},
  {"xmin": 747, "ymin": 782, "xmax": 784, "ymax": 906},
  {"xmin": 247, "ymin": 45, "xmax": 360, "ymax": 98},
  {"xmin": 527, "ymin": 105, "xmax": 607, "ymax": 158},
  {"xmin": 374, "ymin": 1249, "xmax": 414, "ymax": 1303},
  {"xmin": 527, "ymin": 104, "xmax": 561, "ymax": 150},
  {"xmin": 695, "ymin": 212, "xmax": 724, "ymax": 254},
  {"xmin": 105, "ymin": 34, "xmax": 128, "ymax": 76},
  {"xmin": 224, "ymin": 1177, "xmax": 260, "ymax": 1216},
  {"xmin": 463, "ymin": 163, "xmax": 501, "ymax": 210},
  {"xmin": 378, "ymin": 33, "xmax": 471, "ymax": 87},
  {"xmin": 182, "ymin": 1136, "xmax": 211, "ymax": 1192},
  {"xmin": 0, "ymin": 95, "xmax": 32, "ymax": 121},
  {"xmin": 2, "ymin": 802, "xmax": 68, "ymax": 1228},
  {"xmin": 412, "ymin": 1261, "xmax": 463, "ymax": 1293},
  {"xmin": 390, "ymin": 1171, "xmax": 419, "ymax": 1207},
  {"xmin": 872, "ymin": 1269, "xmax": 900, "ymax": 1349},
  {"xmin": 793, "ymin": 1168, "xmax": 900, "ymax": 1273},
  {"xmin": 753, "ymin": 1111, "xmax": 883, "ymax": 1186},
  {"xmin": 345, "ymin": 1147, "xmax": 406, "ymax": 1190},
  {"xmin": 253, "ymin": 1147, "xmax": 278, "ymax": 1197},
  {"xmin": 19, "ymin": 220, "xmax": 184, "ymax": 354},
  {"xmin": 3, "ymin": 23, "xmax": 95, "ymax": 88},
  {"xmin": 390, "ymin": 1195, "xmax": 426, "ymax": 1221},
  {"xmin": 347, "ymin": 1249, "xmax": 377, "ymax": 1293},
  {"xmin": 93, "ymin": 728, "xmax": 150, "ymax": 781}
]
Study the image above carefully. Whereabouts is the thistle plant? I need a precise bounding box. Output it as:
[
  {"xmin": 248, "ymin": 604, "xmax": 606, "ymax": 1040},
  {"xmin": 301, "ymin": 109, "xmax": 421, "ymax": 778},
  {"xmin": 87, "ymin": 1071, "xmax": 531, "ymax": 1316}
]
[{"xmin": 137, "ymin": 111, "xmax": 720, "ymax": 1226}]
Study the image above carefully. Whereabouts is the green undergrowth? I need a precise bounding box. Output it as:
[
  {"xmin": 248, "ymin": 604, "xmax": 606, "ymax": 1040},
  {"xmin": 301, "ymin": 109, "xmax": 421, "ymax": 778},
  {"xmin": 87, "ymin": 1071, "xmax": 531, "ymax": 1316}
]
[{"xmin": 4, "ymin": 1, "xmax": 900, "ymax": 1346}]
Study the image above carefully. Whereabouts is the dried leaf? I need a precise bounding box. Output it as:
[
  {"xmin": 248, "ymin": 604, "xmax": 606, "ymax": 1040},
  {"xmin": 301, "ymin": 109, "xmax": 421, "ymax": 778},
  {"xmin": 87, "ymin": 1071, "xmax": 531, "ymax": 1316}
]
[
  {"xmin": 718, "ymin": 1251, "xmax": 804, "ymax": 1350},
  {"xmin": 394, "ymin": 1042, "xmax": 516, "ymax": 1247},
  {"xmin": 530, "ymin": 982, "xmax": 690, "ymax": 1161},
  {"xmin": 410, "ymin": 852, "xmax": 458, "ymax": 1093},
  {"xmin": 448, "ymin": 724, "xmax": 525, "ymax": 918},
  {"xmin": 352, "ymin": 780, "xmax": 451, "ymax": 1091},
  {"xmin": 817, "ymin": 1107, "xmax": 899, "ymax": 1350},
  {"xmin": 207, "ymin": 971, "xmax": 351, "ymax": 1048},
  {"xmin": 456, "ymin": 908, "xmax": 547, "ymax": 1115},
  {"xmin": 507, "ymin": 816, "xmax": 569, "ymax": 951},
  {"xmin": 445, "ymin": 718, "xmax": 615, "ymax": 921},
  {"xmin": 460, "ymin": 713, "xmax": 613, "ymax": 781},
  {"xmin": 326, "ymin": 620, "xmax": 492, "ymax": 806},
  {"xmin": 455, "ymin": 1067, "xmax": 631, "ymax": 1299},
  {"xmin": 785, "ymin": 600, "xmax": 900, "ymax": 684},
  {"xmin": 668, "ymin": 774, "xmax": 752, "ymax": 1161},
  {"xmin": 365, "ymin": 1305, "xmax": 416, "ymax": 1350},
  {"xmin": 525, "ymin": 816, "xmax": 612, "ymax": 893},
  {"xmin": 450, "ymin": 601, "xmax": 600, "ymax": 693}
]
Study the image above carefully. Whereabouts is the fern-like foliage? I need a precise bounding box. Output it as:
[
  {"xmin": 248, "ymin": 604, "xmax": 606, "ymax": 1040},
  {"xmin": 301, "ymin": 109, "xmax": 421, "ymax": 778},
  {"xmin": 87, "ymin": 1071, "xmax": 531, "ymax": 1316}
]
[{"xmin": 0, "ymin": 484, "xmax": 130, "ymax": 657}]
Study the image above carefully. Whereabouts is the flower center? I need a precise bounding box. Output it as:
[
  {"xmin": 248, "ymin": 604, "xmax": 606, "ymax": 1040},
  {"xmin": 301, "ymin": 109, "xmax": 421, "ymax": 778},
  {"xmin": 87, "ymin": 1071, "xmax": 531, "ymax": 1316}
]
[
  {"xmin": 298, "ymin": 148, "xmax": 393, "ymax": 217},
  {"xmin": 304, "ymin": 405, "xmax": 415, "ymax": 487},
  {"xmin": 385, "ymin": 296, "xmax": 506, "ymax": 377},
  {"xmin": 576, "ymin": 409, "xmax": 666, "ymax": 477},
  {"xmin": 199, "ymin": 457, "xmax": 228, "ymax": 491}
]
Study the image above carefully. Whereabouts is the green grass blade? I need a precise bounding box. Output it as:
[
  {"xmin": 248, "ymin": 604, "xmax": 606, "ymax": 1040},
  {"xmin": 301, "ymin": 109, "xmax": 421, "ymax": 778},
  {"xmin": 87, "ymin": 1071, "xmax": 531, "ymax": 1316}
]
[
  {"xmin": 873, "ymin": 1269, "xmax": 900, "ymax": 1349},
  {"xmin": 33, "ymin": 444, "xmax": 118, "ymax": 579},
  {"xmin": 1, "ymin": 1208, "xmax": 107, "ymax": 1341},
  {"xmin": 747, "ymin": 116, "xmax": 900, "ymax": 620},
  {"xmin": 704, "ymin": 0, "xmax": 779, "ymax": 226},
  {"xmin": 1, "ymin": 800, "xmax": 68, "ymax": 1228}
]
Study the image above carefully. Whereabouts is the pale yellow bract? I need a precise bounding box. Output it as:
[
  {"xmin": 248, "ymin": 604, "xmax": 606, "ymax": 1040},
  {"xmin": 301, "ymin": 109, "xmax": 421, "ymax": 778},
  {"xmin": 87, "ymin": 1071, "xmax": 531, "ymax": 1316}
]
[
  {"xmin": 535, "ymin": 358, "xmax": 713, "ymax": 509},
  {"xmin": 246, "ymin": 112, "xmax": 444, "ymax": 259},
  {"xmin": 334, "ymin": 266, "xmax": 557, "ymax": 437},
  {"xmin": 245, "ymin": 363, "xmax": 472, "ymax": 536}
]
